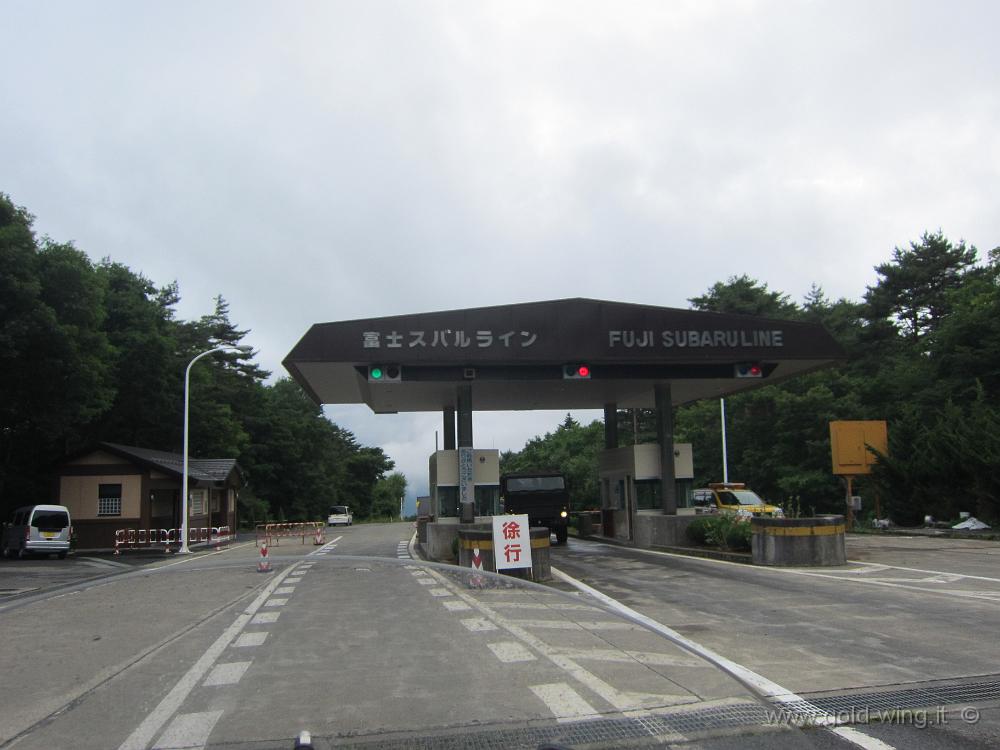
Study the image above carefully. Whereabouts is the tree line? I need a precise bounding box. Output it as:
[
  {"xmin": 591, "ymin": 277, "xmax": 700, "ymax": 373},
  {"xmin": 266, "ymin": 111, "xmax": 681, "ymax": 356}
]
[
  {"xmin": 0, "ymin": 193, "xmax": 404, "ymax": 524},
  {"xmin": 502, "ymin": 232, "xmax": 1000, "ymax": 527}
]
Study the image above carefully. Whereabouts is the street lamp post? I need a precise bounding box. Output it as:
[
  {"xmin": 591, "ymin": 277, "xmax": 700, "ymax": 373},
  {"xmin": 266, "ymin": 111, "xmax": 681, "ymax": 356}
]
[{"xmin": 179, "ymin": 345, "xmax": 245, "ymax": 555}]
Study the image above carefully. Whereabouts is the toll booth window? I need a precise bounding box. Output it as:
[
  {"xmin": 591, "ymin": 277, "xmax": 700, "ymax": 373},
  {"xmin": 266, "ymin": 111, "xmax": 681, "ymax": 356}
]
[
  {"xmin": 437, "ymin": 487, "xmax": 459, "ymax": 517},
  {"xmin": 635, "ymin": 480, "xmax": 660, "ymax": 510},
  {"xmin": 505, "ymin": 476, "xmax": 565, "ymax": 492},
  {"xmin": 475, "ymin": 485, "xmax": 500, "ymax": 516}
]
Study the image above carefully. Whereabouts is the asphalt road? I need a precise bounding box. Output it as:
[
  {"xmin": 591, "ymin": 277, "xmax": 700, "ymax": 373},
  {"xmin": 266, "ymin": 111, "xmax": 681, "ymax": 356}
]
[
  {"xmin": 3, "ymin": 524, "xmax": 999, "ymax": 749},
  {"xmin": 549, "ymin": 533, "xmax": 1000, "ymax": 749}
]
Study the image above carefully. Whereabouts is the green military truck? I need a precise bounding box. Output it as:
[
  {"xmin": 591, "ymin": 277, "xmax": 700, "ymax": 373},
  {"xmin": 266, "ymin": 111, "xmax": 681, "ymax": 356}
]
[{"xmin": 499, "ymin": 471, "xmax": 570, "ymax": 545}]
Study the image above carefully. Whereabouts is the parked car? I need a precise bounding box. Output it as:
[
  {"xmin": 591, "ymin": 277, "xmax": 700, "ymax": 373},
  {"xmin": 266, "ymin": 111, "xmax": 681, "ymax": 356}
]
[
  {"xmin": 326, "ymin": 505, "xmax": 353, "ymax": 526},
  {"xmin": 691, "ymin": 483, "xmax": 784, "ymax": 518},
  {"xmin": 1, "ymin": 504, "xmax": 73, "ymax": 559}
]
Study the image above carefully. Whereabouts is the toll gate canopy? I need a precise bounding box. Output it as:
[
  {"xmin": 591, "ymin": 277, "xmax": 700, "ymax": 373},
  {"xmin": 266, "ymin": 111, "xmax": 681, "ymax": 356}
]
[{"xmin": 283, "ymin": 298, "xmax": 845, "ymax": 412}]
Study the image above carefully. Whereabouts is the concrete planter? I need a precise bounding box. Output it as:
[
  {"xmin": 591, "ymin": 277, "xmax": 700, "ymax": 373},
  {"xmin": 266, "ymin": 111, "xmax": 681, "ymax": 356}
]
[
  {"xmin": 751, "ymin": 515, "xmax": 847, "ymax": 566},
  {"xmin": 457, "ymin": 525, "xmax": 551, "ymax": 582}
]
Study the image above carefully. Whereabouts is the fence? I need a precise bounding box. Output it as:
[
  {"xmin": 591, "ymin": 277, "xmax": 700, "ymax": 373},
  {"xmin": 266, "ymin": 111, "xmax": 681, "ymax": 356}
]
[
  {"xmin": 255, "ymin": 522, "xmax": 325, "ymax": 547},
  {"xmin": 113, "ymin": 526, "xmax": 233, "ymax": 555}
]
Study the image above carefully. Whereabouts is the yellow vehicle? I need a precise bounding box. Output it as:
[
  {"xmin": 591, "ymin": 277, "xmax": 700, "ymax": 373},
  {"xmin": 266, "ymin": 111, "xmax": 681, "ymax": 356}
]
[{"xmin": 691, "ymin": 483, "xmax": 784, "ymax": 518}]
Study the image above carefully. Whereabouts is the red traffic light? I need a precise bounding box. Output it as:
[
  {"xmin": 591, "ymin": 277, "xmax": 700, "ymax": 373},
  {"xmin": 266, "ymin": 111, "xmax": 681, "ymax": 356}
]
[
  {"xmin": 563, "ymin": 364, "xmax": 591, "ymax": 380},
  {"xmin": 734, "ymin": 363, "xmax": 763, "ymax": 378}
]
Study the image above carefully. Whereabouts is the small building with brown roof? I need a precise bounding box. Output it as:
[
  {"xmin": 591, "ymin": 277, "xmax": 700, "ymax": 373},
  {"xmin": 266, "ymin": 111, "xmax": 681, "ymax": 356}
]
[{"xmin": 56, "ymin": 442, "xmax": 242, "ymax": 550}]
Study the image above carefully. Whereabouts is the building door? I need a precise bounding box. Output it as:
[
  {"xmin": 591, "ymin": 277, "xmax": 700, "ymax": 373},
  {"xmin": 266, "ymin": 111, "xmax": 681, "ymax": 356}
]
[{"xmin": 150, "ymin": 489, "xmax": 177, "ymax": 532}]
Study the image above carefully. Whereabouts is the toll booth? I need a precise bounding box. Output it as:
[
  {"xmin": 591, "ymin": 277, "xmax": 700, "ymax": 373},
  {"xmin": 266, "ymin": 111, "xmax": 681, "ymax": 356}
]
[
  {"xmin": 428, "ymin": 449, "xmax": 500, "ymax": 518},
  {"xmin": 599, "ymin": 444, "xmax": 694, "ymax": 543}
]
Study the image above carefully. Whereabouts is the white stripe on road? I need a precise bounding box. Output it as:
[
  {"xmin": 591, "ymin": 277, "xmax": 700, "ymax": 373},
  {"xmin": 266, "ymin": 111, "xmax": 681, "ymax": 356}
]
[
  {"xmin": 442, "ymin": 600, "xmax": 471, "ymax": 611},
  {"xmin": 460, "ymin": 618, "xmax": 498, "ymax": 632},
  {"xmin": 118, "ymin": 562, "xmax": 298, "ymax": 750},
  {"xmin": 264, "ymin": 598, "xmax": 288, "ymax": 607},
  {"xmin": 152, "ymin": 710, "xmax": 224, "ymax": 750},
  {"xmin": 550, "ymin": 566, "xmax": 897, "ymax": 749},
  {"xmin": 830, "ymin": 727, "xmax": 899, "ymax": 750},
  {"xmin": 508, "ymin": 619, "xmax": 636, "ymax": 631},
  {"xmin": 415, "ymin": 577, "xmax": 435, "ymax": 585},
  {"xmin": 579, "ymin": 539, "xmax": 1000, "ymax": 604},
  {"xmin": 274, "ymin": 587, "xmax": 295, "ymax": 595},
  {"xmin": 251, "ymin": 611, "xmax": 280, "ymax": 624},
  {"xmin": 529, "ymin": 683, "xmax": 600, "ymax": 723},
  {"xmin": 285, "ymin": 577, "xmax": 302, "ymax": 584},
  {"xmin": 233, "ymin": 632, "xmax": 268, "ymax": 648},
  {"xmin": 488, "ymin": 641, "xmax": 537, "ymax": 663},
  {"xmin": 203, "ymin": 661, "xmax": 251, "ymax": 687},
  {"xmin": 428, "ymin": 588, "xmax": 452, "ymax": 597}
]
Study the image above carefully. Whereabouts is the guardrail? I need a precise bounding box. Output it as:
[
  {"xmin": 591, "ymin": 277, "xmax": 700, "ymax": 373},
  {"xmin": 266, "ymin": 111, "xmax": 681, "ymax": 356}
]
[
  {"xmin": 255, "ymin": 522, "xmax": 325, "ymax": 547},
  {"xmin": 113, "ymin": 526, "xmax": 232, "ymax": 555}
]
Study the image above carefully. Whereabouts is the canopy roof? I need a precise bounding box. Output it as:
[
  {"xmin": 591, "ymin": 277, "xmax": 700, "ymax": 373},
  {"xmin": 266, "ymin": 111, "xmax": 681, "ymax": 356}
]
[{"xmin": 283, "ymin": 298, "xmax": 845, "ymax": 413}]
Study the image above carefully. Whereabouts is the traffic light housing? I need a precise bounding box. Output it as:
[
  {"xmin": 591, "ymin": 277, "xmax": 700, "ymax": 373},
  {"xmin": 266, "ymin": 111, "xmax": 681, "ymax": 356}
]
[
  {"xmin": 368, "ymin": 364, "xmax": 402, "ymax": 382},
  {"xmin": 563, "ymin": 364, "xmax": 591, "ymax": 380},
  {"xmin": 734, "ymin": 363, "xmax": 763, "ymax": 378}
]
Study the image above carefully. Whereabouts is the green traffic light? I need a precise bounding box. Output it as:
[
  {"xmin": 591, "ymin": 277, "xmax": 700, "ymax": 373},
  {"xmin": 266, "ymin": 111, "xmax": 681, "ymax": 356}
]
[{"xmin": 371, "ymin": 367, "xmax": 383, "ymax": 379}]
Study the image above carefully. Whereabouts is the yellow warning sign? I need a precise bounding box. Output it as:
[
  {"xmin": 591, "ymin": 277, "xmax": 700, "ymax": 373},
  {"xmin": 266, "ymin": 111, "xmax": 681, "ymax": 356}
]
[{"xmin": 830, "ymin": 421, "xmax": 888, "ymax": 475}]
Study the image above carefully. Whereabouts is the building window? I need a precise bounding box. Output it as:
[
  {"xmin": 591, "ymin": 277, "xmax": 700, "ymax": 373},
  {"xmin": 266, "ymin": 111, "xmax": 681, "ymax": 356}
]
[
  {"xmin": 211, "ymin": 491, "xmax": 221, "ymax": 513},
  {"xmin": 190, "ymin": 490, "xmax": 206, "ymax": 516},
  {"xmin": 98, "ymin": 484, "xmax": 122, "ymax": 516}
]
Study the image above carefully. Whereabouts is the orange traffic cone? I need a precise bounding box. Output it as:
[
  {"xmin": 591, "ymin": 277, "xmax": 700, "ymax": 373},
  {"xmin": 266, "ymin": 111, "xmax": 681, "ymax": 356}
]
[
  {"xmin": 313, "ymin": 526, "xmax": 325, "ymax": 545},
  {"xmin": 258, "ymin": 542, "xmax": 272, "ymax": 573}
]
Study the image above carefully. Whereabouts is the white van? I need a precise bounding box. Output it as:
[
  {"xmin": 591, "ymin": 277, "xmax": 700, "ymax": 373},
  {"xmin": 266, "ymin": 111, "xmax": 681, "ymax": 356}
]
[
  {"xmin": 327, "ymin": 505, "xmax": 353, "ymax": 527},
  {"xmin": 1, "ymin": 504, "xmax": 73, "ymax": 559}
]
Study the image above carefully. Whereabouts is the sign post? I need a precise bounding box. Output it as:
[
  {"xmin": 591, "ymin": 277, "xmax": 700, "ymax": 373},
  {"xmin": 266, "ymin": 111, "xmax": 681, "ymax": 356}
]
[
  {"xmin": 459, "ymin": 446, "xmax": 475, "ymax": 523},
  {"xmin": 492, "ymin": 514, "xmax": 532, "ymax": 572}
]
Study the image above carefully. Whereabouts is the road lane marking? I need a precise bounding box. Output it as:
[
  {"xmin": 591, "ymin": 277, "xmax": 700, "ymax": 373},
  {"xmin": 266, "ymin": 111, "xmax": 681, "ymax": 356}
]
[
  {"xmin": 488, "ymin": 641, "xmax": 537, "ymax": 663},
  {"xmin": 274, "ymin": 586, "xmax": 295, "ymax": 595},
  {"xmin": 285, "ymin": 577, "xmax": 302, "ymax": 584},
  {"xmin": 529, "ymin": 683, "xmax": 600, "ymax": 723},
  {"xmin": 829, "ymin": 727, "xmax": 898, "ymax": 750},
  {"xmin": 264, "ymin": 597, "xmax": 288, "ymax": 607},
  {"xmin": 118, "ymin": 562, "xmax": 299, "ymax": 750},
  {"xmin": 551, "ymin": 648, "xmax": 704, "ymax": 668},
  {"xmin": 233, "ymin": 632, "xmax": 268, "ymax": 648},
  {"xmin": 203, "ymin": 661, "xmax": 252, "ymax": 687},
  {"xmin": 251, "ymin": 611, "xmax": 280, "ymax": 624},
  {"xmin": 428, "ymin": 588, "xmax": 452, "ymax": 597},
  {"xmin": 508, "ymin": 619, "xmax": 636, "ymax": 631},
  {"xmin": 572, "ymin": 540, "xmax": 1000, "ymax": 603},
  {"xmin": 415, "ymin": 577, "xmax": 435, "ymax": 585},
  {"xmin": 488, "ymin": 601, "xmax": 601, "ymax": 612},
  {"xmin": 422, "ymin": 568, "xmax": 683, "ymax": 720},
  {"xmin": 152, "ymin": 710, "xmax": 224, "ymax": 750},
  {"xmin": 461, "ymin": 618, "xmax": 499, "ymax": 632},
  {"xmin": 442, "ymin": 599, "xmax": 472, "ymax": 611},
  {"xmin": 550, "ymin": 566, "xmax": 897, "ymax": 749}
]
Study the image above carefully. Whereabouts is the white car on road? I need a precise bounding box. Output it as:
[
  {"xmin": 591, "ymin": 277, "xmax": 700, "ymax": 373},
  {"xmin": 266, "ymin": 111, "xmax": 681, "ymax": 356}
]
[{"xmin": 327, "ymin": 505, "xmax": 352, "ymax": 526}]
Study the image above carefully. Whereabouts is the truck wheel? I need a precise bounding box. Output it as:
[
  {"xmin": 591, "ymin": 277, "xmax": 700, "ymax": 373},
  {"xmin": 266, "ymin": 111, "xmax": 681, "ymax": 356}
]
[
  {"xmin": 555, "ymin": 527, "xmax": 568, "ymax": 545},
  {"xmin": 17, "ymin": 547, "xmax": 30, "ymax": 559}
]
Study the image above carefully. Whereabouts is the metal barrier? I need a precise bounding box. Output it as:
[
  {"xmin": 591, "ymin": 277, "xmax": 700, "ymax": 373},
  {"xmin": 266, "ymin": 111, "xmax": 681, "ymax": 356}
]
[
  {"xmin": 113, "ymin": 526, "xmax": 232, "ymax": 554},
  {"xmin": 254, "ymin": 522, "xmax": 325, "ymax": 547}
]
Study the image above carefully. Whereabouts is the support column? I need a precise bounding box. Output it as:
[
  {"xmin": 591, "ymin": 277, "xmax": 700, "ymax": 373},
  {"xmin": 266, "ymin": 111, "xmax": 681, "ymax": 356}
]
[
  {"xmin": 655, "ymin": 384, "xmax": 678, "ymax": 515},
  {"xmin": 457, "ymin": 384, "xmax": 474, "ymax": 523},
  {"xmin": 457, "ymin": 385, "xmax": 473, "ymax": 447},
  {"xmin": 443, "ymin": 406, "xmax": 456, "ymax": 450},
  {"xmin": 603, "ymin": 404, "xmax": 618, "ymax": 450}
]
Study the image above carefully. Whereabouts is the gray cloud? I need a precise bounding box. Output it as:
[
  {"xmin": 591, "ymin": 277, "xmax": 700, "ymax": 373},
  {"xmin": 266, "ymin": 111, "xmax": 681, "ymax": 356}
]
[{"xmin": 3, "ymin": 1, "xmax": 998, "ymax": 500}]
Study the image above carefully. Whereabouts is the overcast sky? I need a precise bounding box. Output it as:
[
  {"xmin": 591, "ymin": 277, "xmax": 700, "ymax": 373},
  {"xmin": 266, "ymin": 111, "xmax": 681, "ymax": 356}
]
[{"xmin": 3, "ymin": 1, "xmax": 998, "ymax": 510}]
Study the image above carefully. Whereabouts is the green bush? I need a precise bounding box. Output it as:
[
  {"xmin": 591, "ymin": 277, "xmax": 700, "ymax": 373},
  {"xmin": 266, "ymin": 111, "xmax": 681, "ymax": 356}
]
[
  {"xmin": 685, "ymin": 517, "xmax": 712, "ymax": 546},
  {"xmin": 689, "ymin": 514, "xmax": 752, "ymax": 552}
]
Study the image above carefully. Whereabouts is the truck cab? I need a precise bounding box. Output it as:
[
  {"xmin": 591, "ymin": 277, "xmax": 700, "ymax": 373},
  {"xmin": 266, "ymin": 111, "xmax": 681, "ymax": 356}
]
[{"xmin": 500, "ymin": 471, "xmax": 570, "ymax": 545}]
